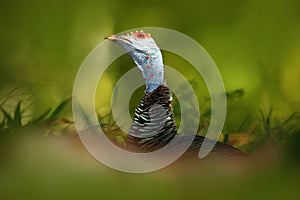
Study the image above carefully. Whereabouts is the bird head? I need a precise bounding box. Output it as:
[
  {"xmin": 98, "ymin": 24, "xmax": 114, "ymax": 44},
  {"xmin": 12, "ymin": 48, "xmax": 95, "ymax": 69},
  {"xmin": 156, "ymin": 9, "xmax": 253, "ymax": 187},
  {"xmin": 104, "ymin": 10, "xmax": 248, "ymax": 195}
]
[{"xmin": 106, "ymin": 30, "xmax": 164, "ymax": 93}]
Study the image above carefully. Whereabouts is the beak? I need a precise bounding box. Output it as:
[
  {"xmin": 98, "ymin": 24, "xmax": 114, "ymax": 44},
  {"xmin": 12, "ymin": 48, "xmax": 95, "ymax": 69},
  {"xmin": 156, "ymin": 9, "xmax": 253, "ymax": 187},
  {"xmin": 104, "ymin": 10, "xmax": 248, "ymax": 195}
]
[
  {"xmin": 105, "ymin": 34, "xmax": 132, "ymax": 45},
  {"xmin": 105, "ymin": 34, "xmax": 117, "ymax": 41}
]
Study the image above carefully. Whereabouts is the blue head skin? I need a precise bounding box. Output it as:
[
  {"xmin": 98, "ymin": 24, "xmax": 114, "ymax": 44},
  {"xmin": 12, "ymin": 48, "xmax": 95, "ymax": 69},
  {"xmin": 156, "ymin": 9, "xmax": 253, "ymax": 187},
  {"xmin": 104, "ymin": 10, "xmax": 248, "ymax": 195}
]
[{"xmin": 106, "ymin": 31, "xmax": 164, "ymax": 93}]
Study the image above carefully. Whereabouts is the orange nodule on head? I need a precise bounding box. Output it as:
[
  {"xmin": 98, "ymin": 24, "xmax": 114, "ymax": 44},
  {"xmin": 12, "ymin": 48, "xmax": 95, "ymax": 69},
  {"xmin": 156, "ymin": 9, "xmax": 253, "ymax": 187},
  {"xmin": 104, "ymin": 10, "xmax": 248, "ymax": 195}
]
[{"xmin": 125, "ymin": 30, "xmax": 151, "ymax": 39}]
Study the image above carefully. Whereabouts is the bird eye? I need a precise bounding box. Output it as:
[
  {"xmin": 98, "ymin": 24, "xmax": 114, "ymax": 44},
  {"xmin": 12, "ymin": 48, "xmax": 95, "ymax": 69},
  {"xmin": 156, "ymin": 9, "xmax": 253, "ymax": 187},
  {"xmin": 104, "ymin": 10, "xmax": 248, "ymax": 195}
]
[{"xmin": 134, "ymin": 33, "xmax": 146, "ymax": 39}]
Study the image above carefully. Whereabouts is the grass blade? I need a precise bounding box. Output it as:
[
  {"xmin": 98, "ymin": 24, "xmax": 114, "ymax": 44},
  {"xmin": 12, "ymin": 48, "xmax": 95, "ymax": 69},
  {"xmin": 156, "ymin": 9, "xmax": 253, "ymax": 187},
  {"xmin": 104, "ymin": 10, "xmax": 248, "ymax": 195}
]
[
  {"xmin": 1, "ymin": 107, "xmax": 13, "ymax": 127},
  {"xmin": 0, "ymin": 87, "xmax": 20, "ymax": 107},
  {"xmin": 13, "ymin": 101, "xmax": 22, "ymax": 127},
  {"xmin": 32, "ymin": 108, "xmax": 52, "ymax": 123},
  {"xmin": 0, "ymin": 119, "xmax": 6, "ymax": 131},
  {"xmin": 48, "ymin": 97, "xmax": 71, "ymax": 120},
  {"xmin": 282, "ymin": 112, "xmax": 299, "ymax": 127},
  {"xmin": 237, "ymin": 115, "xmax": 250, "ymax": 132}
]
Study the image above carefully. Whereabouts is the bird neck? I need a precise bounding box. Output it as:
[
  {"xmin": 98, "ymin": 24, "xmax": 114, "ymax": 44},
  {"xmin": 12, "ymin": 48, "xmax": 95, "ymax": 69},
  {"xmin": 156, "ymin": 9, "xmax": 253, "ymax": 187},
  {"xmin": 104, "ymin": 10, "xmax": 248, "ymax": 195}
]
[
  {"xmin": 132, "ymin": 50, "xmax": 164, "ymax": 93},
  {"xmin": 127, "ymin": 85, "xmax": 177, "ymax": 152}
]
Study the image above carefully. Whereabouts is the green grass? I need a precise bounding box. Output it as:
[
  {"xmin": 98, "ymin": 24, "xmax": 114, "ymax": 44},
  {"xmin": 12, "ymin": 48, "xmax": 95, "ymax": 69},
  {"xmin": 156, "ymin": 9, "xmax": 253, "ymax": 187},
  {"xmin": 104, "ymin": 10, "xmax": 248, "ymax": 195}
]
[
  {"xmin": 2, "ymin": 87, "xmax": 299, "ymax": 153},
  {"xmin": 0, "ymin": 89, "xmax": 72, "ymax": 135}
]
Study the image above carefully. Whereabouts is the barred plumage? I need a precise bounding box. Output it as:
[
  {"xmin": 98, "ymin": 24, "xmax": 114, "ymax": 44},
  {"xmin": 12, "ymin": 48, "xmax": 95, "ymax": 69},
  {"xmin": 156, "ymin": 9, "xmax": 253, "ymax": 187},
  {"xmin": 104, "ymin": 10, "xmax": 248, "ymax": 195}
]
[
  {"xmin": 125, "ymin": 85, "xmax": 245, "ymax": 158},
  {"xmin": 127, "ymin": 85, "xmax": 177, "ymax": 152}
]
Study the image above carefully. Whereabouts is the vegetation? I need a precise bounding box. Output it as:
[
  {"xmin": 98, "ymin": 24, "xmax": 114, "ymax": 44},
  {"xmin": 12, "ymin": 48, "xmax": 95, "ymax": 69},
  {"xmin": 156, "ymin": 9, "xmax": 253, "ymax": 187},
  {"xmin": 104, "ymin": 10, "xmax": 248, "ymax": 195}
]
[
  {"xmin": 0, "ymin": 88, "xmax": 72, "ymax": 135},
  {"xmin": 1, "ymin": 87, "xmax": 299, "ymax": 155},
  {"xmin": 1, "ymin": 0, "xmax": 300, "ymax": 199}
]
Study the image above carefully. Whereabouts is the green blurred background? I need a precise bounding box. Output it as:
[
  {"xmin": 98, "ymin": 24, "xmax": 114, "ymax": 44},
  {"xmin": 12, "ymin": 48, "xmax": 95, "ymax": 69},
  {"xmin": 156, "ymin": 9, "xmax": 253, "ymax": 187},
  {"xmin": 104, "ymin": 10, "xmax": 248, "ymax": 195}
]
[{"xmin": 1, "ymin": 0, "xmax": 300, "ymax": 199}]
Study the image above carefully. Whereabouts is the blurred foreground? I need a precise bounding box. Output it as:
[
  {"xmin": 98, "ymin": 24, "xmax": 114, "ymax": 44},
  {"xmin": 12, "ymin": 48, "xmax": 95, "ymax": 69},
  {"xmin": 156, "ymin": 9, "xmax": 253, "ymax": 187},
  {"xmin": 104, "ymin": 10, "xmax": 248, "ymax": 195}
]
[{"xmin": 1, "ymin": 128, "xmax": 300, "ymax": 200}]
